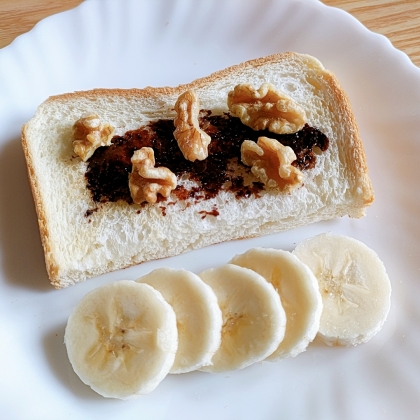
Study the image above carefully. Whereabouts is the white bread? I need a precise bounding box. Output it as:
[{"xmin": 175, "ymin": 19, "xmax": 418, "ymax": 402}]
[{"xmin": 21, "ymin": 52, "xmax": 373, "ymax": 289}]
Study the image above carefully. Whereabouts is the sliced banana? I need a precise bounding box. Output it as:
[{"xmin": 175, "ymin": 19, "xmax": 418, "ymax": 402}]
[
  {"xmin": 64, "ymin": 280, "xmax": 178, "ymax": 400},
  {"xmin": 293, "ymin": 233, "xmax": 392, "ymax": 347},
  {"xmin": 198, "ymin": 264, "xmax": 286, "ymax": 373},
  {"xmin": 137, "ymin": 268, "xmax": 223, "ymax": 374},
  {"xmin": 229, "ymin": 248, "xmax": 322, "ymax": 360}
]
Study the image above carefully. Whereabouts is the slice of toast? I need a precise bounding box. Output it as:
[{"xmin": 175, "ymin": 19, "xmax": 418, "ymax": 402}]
[{"xmin": 22, "ymin": 52, "xmax": 373, "ymax": 288}]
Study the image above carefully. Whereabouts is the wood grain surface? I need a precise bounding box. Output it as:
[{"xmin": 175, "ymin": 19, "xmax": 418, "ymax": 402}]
[
  {"xmin": 322, "ymin": 0, "xmax": 420, "ymax": 66},
  {"xmin": 0, "ymin": 0, "xmax": 419, "ymax": 67}
]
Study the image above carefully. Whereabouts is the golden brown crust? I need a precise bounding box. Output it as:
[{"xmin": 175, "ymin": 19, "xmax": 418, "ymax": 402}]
[
  {"xmin": 46, "ymin": 53, "xmax": 308, "ymax": 103},
  {"xmin": 21, "ymin": 124, "xmax": 60, "ymax": 286},
  {"xmin": 321, "ymin": 70, "xmax": 374, "ymax": 206}
]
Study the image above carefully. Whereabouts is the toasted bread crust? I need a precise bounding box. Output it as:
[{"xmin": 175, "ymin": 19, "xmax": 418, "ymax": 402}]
[
  {"xmin": 22, "ymin": 124, "xmax": 61, "ymax": 287},
  {"xmin": 321, "ymin": 70, "xmax": 374, "ymax": 207}
]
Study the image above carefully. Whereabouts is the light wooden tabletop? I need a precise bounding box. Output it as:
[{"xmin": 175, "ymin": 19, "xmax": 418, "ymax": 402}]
[{"xmin": 0, "ymin": 0, "xmax": 419, "ymax": 67}]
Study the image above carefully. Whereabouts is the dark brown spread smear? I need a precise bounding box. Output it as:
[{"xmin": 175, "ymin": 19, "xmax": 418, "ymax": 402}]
[
  {"xmin": 199, "ymin": 207, "xmax": 220, "ymax": 219},
  {"xmin": 85, "ymin": 111, "xmax": 329, "ymax": 204}
]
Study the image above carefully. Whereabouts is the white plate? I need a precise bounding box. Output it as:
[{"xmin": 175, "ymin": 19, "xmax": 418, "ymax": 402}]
[{"xmin": 1, "ymin": 0, "xmax": 419, "ymax": 418}]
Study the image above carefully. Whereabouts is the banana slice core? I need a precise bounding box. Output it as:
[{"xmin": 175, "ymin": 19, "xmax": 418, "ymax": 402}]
[
  {"xmin": 137, "ymin": 268, "xmax": 223, "ymax": 374},
  {"xmin": 64, "ymin": 280, "xmax": 178, "ymax": 399},
  {"xmin": 293, "ymin": 233, "xmax": 392, "ymax": 346},
  {"xmin": 198, "ymin": 264, "xmax": 286, "ymax": 373},
  {"xmin": 230, "ymin": 248, "xmax": 322, "ymax": 360}
]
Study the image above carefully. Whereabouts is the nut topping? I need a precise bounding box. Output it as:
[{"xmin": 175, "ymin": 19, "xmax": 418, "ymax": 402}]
[
  {"xmin": 173, "ymin": 90, "xmax": 211, "ymax": 162},
  {"xmin": 228, "ymin": 83, "xmax": 307, "ymax": 134},
  {"xmin": 129, "ymin": 147, "xmax": 177, "ymax": 204},
  {"xmin": 72, "ymin": 113, "xmax": 115, "ymax": 161},
  {"xmin": 241, "ymin": 137, "xmax": 304, "ymax": 191}
]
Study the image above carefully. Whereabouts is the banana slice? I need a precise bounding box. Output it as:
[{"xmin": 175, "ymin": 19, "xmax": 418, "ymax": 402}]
[
  {"xmin": 293, "ymin": 233, "xmax": 392, "ymax": 346},
  {"xmin": 64, "ymin": 280, "xmax": 178, "ymax": 400},
  {"xmin": 137, "ymin": 268, "xmax": 223, "ymax": 374},
  {"xmin": 198, "ymin": 264, "xmax": 286, "ymax": 373},
  {"xmin": 229, "ymin": 248, "xmax": 322, "ymax": 360}
]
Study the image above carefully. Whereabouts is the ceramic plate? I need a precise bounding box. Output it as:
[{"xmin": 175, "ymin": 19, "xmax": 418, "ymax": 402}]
[{"xmin": 0, "ymin": 0, "xmax": 419, "ymax": 418}]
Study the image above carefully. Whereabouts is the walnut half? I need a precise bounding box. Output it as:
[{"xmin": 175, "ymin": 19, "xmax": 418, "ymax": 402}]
[
  {"xmin": 72, "ymin": 113, "xmax": 114, "ymax": 161},
  {"xmin": 228, "ymin": 83, "xmax": 307, "ymax": 134},
  {"xmin": 129, "ymin": 147, "xmax": 177, "ymax": 204},
  {"xmin": 173, "ymin": 90, "xmax": 211, "ymax": 162},
  {"xmin": 241, "ymin": 137, "xmax": 304, "ymax": 191}
]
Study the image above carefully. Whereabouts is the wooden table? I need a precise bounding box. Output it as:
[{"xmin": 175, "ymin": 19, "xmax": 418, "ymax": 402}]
[{"xmin": 0, "ymin": 0, "xmax": 419, "ymax": 67}]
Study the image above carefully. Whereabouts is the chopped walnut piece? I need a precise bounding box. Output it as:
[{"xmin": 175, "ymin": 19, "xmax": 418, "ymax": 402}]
[
  {"xmin": 72, "ymin": 113, "xmax": 114, "ymax": 161},
  {"xmin": 173, "ymin": 90, "xmax": 211, "ymax": 162},
  {"xmin": 227, "ymin": 83, "xmax": 307, "ymax": 134},
  {"xmin": 129, "ymin": 147, "xmax": 177, "ymax": 204},
  {"xmin": 241, "ymin": 137, "xmax": 304, "ymax": 191}
]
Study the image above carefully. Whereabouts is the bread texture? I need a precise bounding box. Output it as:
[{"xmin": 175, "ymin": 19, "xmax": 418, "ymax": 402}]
[{"xmin": 22, "ymin": 52, "xmax": 373, "ymax": 289}]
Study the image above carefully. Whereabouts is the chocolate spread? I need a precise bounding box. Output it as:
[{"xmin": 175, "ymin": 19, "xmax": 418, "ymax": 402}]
[{"xmin": 85, "ymin": 111, "xmax": 328, "ymax": 205}]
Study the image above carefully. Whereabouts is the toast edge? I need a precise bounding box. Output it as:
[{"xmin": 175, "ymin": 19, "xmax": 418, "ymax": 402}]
[{"xmin": 22, "ymin": 124, "xmax": 61, "ymax": 288}]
